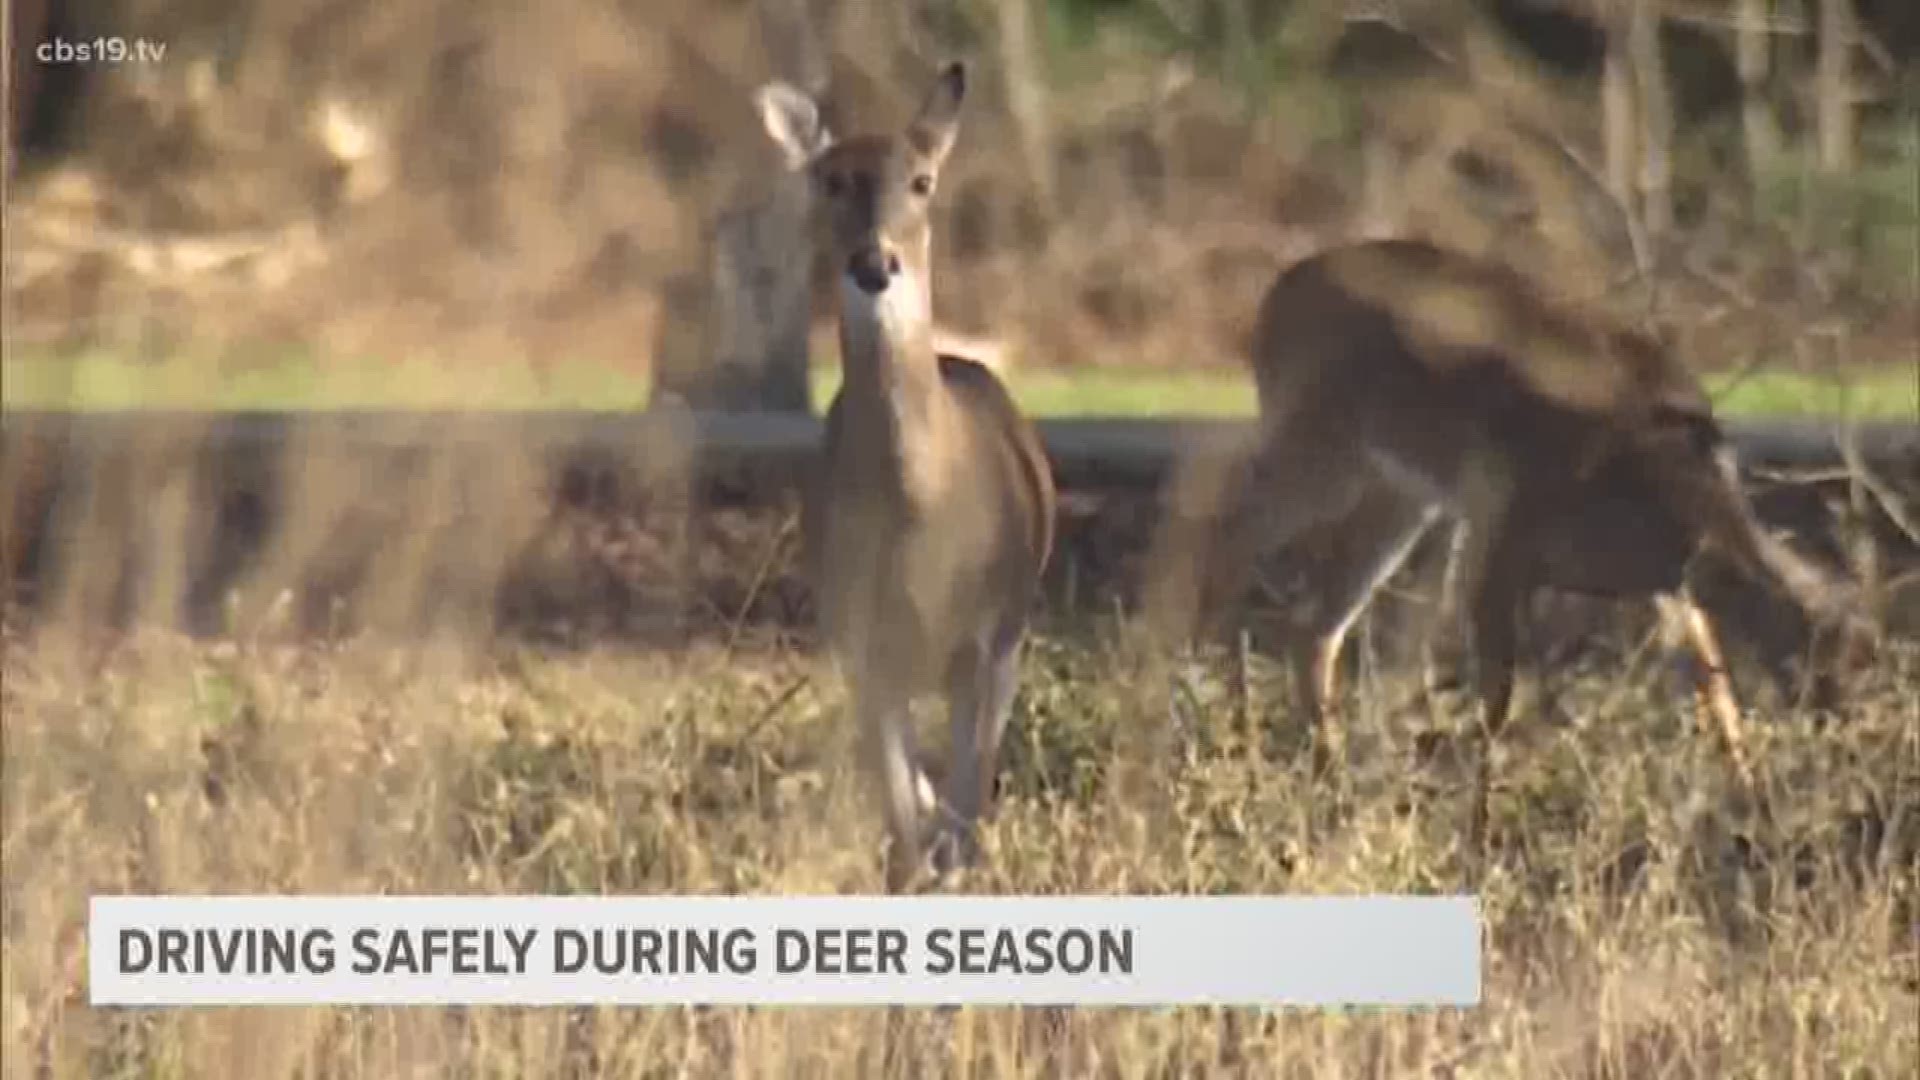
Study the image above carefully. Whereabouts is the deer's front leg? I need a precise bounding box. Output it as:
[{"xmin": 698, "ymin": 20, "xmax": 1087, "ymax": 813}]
[{"xmin": 854, "ymin": 663, "xmax": 925, "ymax": 893}]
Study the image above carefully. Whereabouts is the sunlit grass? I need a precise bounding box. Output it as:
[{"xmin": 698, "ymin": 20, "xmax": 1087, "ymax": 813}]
[
  {"xmin": 0, "ymin": 350, "xmax": 656, "ymax": 413},
  {"xmin": 4, "ymin": 621, "xmax": 1914, "ymax": 1077},
  {"xmin": 1705, "ymin": 365, "xmax": 1918, "ymax": 421},
  {"xmin": 4, "ymin": 349, "xmax": 1913, "ymax": 419}
]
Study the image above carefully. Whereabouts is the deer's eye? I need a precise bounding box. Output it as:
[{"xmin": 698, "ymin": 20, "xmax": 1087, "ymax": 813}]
[{"xmin": 910, "ymin": 174, "xmax": 934, "ymax": 196}]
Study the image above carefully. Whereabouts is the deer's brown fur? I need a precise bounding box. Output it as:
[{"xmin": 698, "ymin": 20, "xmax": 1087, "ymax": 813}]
[
  {"xmin": 1160, "ymin": 239, "xmax": 1859, "ymax": 853},
  {"xmin": 758, "ymin": 63, "xmax": 1055, "ymax": 891}
]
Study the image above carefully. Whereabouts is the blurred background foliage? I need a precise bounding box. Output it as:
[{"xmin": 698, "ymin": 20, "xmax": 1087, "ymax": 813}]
[{"xmin": 3, "ymin": 0, "xmax": 1915, "ymax": 412}]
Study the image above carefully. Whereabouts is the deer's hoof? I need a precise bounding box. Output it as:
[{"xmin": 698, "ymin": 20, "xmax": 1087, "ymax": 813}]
[{"xmin": 926, "ymin": 821, "xmax": 982, "ymax": 880}]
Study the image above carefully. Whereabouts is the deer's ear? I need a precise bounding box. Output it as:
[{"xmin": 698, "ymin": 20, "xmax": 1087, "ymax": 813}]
[
  {"xmin": 908, "ymin": 61, "xmax": 966, "ymax": 168},
  {"xmin": 756, "ymin": 82, "xmax": 831, "ymax": 169}
]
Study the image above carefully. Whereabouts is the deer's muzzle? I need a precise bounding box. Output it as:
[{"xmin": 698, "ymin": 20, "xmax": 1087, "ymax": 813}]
[{"xmin": 846, "ymin": 246, "xmax": 900, "ymax": 295}]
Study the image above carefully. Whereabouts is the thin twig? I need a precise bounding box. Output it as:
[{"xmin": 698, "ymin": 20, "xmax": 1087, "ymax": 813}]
[
  {"xmin": 1749, "ymin": 465, "xmax": 1857, "ymax": 486},
  {"xmin": 721, "ymin": 506, "xmax": 800, "ymax": 663},
  {"xmin": 739, "ymin": 671, "xmax": 812, "ymax": 747},
  {"xmin": 1838, "ymin": 425, "xmax": 1920, "ymax": 548}
]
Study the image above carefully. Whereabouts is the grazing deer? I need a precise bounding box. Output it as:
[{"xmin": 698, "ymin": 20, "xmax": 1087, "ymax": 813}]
[
  {"xmin": 1153, "ymin": 239, "xmax": 1861, "ymax": 850},
  {"xmin": 756, "ymin": 63, "xmax": 1056, "ymax": 891}
]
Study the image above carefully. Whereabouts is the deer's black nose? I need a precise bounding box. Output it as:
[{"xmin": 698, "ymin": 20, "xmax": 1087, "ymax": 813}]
[{"xmin": 846, "ymin": 248, "xmax": 896, "ymax": 295}]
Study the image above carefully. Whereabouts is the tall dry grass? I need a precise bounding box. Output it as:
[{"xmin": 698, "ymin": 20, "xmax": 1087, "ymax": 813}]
[{"xmin": 3, "ymin": 613, "xmax": 1915, "ymax": 1077}]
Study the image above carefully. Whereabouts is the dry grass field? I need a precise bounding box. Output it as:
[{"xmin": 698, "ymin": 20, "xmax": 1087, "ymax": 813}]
[{"xmin": 5, "ymin": 599, "xmax": 1915, "ymax": 1077}]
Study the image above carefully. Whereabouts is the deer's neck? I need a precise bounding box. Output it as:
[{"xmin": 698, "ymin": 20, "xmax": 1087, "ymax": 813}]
[{"xmin": 836, "ymin": 259, "xmax": 947, "ymax": 453}]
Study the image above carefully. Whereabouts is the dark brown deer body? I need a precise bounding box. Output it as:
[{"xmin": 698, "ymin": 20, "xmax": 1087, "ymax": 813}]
[
  {"xmin": 758, "ymin": 64, "xmax": 1055, "ymax": 891},
  {"xmin": 1166, "ymin": 239, "xmax": 1855, "ymax": 850}
]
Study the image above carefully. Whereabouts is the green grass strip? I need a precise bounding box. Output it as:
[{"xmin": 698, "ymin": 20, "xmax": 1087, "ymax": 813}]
[{"xmin": 3, "ymin": 350, "xmax": 1913, "ymax": 420}]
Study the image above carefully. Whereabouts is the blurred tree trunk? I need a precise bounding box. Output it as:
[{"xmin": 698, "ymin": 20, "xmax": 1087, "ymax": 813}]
[
  {"xmin": 6, "ymin": 0, "xmax": 50, "ymax": 177},
  {"xmin": 1627, "ymin": 0, "xmax": 1673, "ymax": 241},
  {"xmin": 650, "ymin": 0, "xmax": 827, "ymax": 415},
  {"xmin": 1816, "ymin": 0, "xmax": 1857, "ymax": 174},
  {"xmin": 1600, "ymin": 3, "xmax": 1640, "ymax": 218},
  {"xmin": 763, "ymin": 0, "xmax": 835, "ymax": 104},
  {"xmin": 992, "ymin": 0, "xmax": 1055, "ymax": 213},
  {"xmin": 1217, "ymin": 0, "xmax": 1257, "ymax": 96},
  {"xmin": 1735, "ymin": 0, "xmax": 1782, "ymax": 188}
]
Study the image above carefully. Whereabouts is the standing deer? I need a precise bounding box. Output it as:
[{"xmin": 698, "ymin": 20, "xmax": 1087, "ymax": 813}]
[
  {"xmin": 756, "ymin": 63, "xmax": 1056, "ymax": 891},
  {"xmin": 1151, "ymin": 239, "xmax": 1860, "ymax": 851}
]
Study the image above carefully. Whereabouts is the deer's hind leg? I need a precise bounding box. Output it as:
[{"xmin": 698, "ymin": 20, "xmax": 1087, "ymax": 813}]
[
  {"xmin": 1290, "ymin": 487, "xmax": 1443, "ymax": 776},
  {"xmin": 1655, "ymin": 591, "xmax": 1754, "ymax": 789},
  {"xmin": 1410, "ymin": 443, "xmax": 1520, "ymax": 873},
  {"xmin": 1462, "ymin": 532, "xmax": 1525, "ymax": 876},
  {"xmin": 977, "ymin": 629, "xmax": 1024, "ymax": 812}
]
